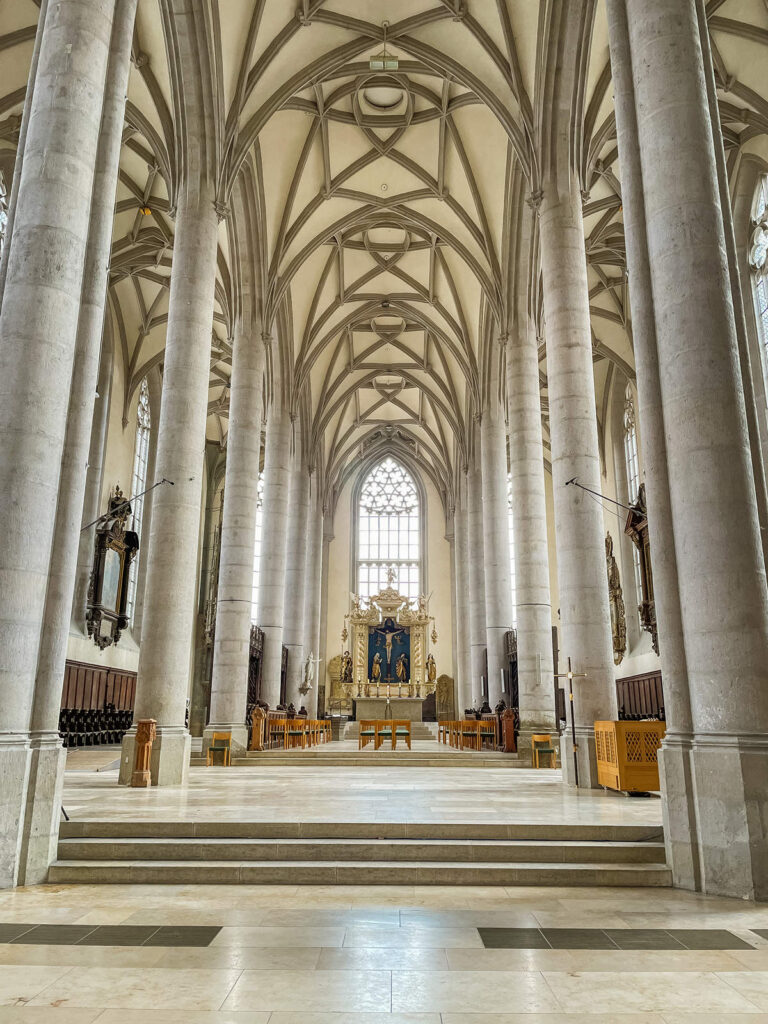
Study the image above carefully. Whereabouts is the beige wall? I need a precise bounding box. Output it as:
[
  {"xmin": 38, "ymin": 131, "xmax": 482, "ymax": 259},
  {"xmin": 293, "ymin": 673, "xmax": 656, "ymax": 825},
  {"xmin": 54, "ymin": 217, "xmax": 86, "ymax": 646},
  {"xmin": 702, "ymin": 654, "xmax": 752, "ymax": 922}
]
[{"xmin": 323, "ymin": 466, "xmax": 455, "ymax": 695}]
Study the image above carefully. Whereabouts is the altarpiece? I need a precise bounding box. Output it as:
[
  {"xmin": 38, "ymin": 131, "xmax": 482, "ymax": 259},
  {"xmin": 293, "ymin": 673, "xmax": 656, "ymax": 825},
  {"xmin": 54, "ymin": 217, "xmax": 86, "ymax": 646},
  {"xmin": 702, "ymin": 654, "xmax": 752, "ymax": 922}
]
[{"xmin": 346, "ymin": 571, "xmax": 436, "ymax": 698}]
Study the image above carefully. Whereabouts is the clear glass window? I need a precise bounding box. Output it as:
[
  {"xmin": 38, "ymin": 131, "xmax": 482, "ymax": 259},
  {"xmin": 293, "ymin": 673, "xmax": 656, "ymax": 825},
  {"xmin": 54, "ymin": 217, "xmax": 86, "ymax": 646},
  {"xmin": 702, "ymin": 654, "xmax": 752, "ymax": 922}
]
[
  {"xmin": 126, "ymin": 378, "xmax": 151, "ymax": 623},
  {"xmin": 356, "ymin": 457, "xmax": 420, "ymax": 600},
  {"xmin": 507, "ymin": 474, "xmax": 517, "ymax": 627}
]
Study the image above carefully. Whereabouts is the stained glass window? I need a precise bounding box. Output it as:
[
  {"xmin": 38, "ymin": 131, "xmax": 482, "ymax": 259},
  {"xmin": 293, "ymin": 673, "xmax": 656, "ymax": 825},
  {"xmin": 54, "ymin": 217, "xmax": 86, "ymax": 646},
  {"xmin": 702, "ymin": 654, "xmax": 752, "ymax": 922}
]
[
  {"xmin": 751, "ymin": 175, "xmax": 768, "ymax": 383},
  {"xmin": 126, "ymin": 378, "xmax": 151, "ymax": 624},
  {"xmin": 0, "ymin": 171, "xmax": 8, "ymax": 260},
  {"xmin": 251, "ymin": 473, "xmax": 264, "ymax": 623},
  {"xmin": 357, "ymin": 457, "xmax": 420, "ymax": 600}
]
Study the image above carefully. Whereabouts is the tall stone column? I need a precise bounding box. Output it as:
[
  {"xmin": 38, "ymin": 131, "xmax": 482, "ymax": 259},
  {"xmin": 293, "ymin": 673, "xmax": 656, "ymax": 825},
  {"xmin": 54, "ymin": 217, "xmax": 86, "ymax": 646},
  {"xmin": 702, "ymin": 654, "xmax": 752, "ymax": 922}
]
[
  {"xmin": 467, "ymin": 457, "xmax": 487, "ymax": 705},
  {"xmin": 203, "ymin": 324, "xmax": 264, "ymax": 757},
  {"xmin": 453, "ymin": 476, "xmax": 472, "ymax": 713},
  {"xmin": 0, "ymin": 0, "xmax": 115, "ymax": 886},
  {"xmin": 18, "ymin": 0, "xmax": 138, "ymax": 884},
  {"xmin": 258, "ymin": 403, "xmax": 292, "ymax": 707},
  {"xmin": 506, "ymin": 238, "xmax": 556, "ymax": 746},
  {"xmin": 481, "ymin": 377, "xmax": 514, "ymax": 707},
  {"xmin": 72, "ymin": 329, "xmax": 113, "ymax": 630},
  {"xmin": 606, "ymin": 0, "xmax": 699, "ymax": 893},
  {"xmin": 0, "ymin": 0, "xmax": 49, "ymax": 302},
  {"xmin": 538, "ymin": 179, "xmax": 617, "ymax": 787},
  {"xmin": 625, "ymin": 0, "xmax": 768, "ymax": 899},
  {"xmin": 119, "ymin": 187, "xmax": 220, "ymax": 786},
  {"xmin": 303, "ymin": 482, "xmax": 324, "ymax": 717},
  {"xmin": 283, "ymin": 446, "xmax": 310, "ymax": 708}
]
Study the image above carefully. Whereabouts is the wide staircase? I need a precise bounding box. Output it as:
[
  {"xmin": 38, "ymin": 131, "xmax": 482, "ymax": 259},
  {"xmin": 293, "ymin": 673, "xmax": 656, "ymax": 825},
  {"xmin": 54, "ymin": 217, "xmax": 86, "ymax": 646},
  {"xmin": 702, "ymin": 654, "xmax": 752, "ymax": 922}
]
[{"xmin": 49, "ymin": 820, "xmax": 671, "ymax": 886}]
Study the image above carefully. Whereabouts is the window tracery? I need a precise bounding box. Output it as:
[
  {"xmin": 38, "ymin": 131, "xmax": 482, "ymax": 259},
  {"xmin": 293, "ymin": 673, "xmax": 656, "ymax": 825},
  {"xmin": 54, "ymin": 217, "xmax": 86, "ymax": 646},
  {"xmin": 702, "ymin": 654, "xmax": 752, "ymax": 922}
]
[
  {"xmin": 357, "ymin": 457, "xmax": 420, "ymax": 600},
  {"xmin": 126, "ymin": 378, "xmax": 150, "ymax": 624}
]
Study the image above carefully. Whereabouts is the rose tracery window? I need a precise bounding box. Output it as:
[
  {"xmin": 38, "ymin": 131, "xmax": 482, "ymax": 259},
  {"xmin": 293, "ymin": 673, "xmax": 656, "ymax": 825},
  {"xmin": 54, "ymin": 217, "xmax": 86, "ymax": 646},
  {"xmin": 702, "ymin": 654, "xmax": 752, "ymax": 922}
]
[
  {"xmin": 126, "ymin": 378, "xmax": 151, "ymax": 624},
  {"xmin": 357, "ymin": 457, "xmax": 420, "ymax": 600}
]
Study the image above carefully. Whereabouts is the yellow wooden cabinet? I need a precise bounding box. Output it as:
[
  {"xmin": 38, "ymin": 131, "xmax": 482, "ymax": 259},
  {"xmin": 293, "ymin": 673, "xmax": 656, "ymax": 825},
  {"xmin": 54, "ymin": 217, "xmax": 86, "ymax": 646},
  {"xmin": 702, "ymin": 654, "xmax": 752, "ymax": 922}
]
[{"xmin": 594, "ymin": 720, "xmax": 666, "ymax": 792}]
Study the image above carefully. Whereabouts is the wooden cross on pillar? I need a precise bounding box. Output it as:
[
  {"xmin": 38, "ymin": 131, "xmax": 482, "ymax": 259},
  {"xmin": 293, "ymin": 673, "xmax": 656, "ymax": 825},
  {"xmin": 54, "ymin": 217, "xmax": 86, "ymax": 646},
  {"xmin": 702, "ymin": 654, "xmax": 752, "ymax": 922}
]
[{"xmin": 554, "ymin": 657, "xmax": 588, "ymax": 788}]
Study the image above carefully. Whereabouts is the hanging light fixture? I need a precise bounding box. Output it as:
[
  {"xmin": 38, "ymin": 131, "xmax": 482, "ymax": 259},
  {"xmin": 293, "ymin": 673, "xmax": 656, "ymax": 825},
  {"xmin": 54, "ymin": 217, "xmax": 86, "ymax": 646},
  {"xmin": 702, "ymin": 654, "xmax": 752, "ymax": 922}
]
[{"xmin": 369, "ymin": 21, "xmax": 399, "ymax": 71}]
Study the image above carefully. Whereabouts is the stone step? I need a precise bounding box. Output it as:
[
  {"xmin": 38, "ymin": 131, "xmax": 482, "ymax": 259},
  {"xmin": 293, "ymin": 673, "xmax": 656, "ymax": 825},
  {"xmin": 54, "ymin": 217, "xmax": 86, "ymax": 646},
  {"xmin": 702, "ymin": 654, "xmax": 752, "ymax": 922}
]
[
  {"xmin": 56, "ymin": 836, "xmax": 666, "ymax": 864},
  {"xmin": 59, "ymin": 820, "xmax": 663, "ymax": 842},
  {"xmin": 48, "ymin": 859, "xmax": 672, "ymax": 886}
]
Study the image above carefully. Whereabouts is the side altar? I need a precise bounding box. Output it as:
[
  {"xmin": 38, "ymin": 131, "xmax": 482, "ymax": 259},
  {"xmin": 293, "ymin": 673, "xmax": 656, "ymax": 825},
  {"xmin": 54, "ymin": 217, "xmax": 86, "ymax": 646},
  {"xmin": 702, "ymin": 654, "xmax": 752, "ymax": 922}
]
[{"xmin": 340, "ymin": 572, "xmax": 438, "ymax": 722}]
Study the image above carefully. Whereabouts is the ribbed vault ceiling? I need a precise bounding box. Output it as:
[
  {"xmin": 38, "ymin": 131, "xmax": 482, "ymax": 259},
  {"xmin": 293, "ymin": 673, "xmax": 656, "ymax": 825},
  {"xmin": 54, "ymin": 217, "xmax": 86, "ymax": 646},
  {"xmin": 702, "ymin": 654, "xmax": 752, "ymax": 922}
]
[{"xmin": 2, "ymin": 0, "xmax": 768, "ymax": 515}]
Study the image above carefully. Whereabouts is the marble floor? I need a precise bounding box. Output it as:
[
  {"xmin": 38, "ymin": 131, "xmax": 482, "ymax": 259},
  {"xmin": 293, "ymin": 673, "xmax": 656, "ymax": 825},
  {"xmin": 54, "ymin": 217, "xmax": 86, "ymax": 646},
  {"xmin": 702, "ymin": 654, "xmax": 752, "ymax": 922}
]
[
  {"xmin": 61, "ymin": 764, "xmax": 663, "ymax": 827},
  {"xmin": 2, "ymin": 881, "xmax": 768, "ymax": 1021}
]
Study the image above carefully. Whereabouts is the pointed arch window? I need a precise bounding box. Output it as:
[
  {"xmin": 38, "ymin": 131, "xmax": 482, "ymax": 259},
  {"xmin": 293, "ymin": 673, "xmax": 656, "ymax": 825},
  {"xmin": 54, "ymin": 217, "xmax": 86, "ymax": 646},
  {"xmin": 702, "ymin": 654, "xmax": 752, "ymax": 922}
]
[
  {"xmin": 357, "ymin": 457, "xmax": 420, "ymax": 600},
  {"xmin": 750, "ymin": 175, "xmax": 768, "ymax": 385},
  {"xmin": 126, "ymin": 378, "xmax": 151, "ymax": 624}
]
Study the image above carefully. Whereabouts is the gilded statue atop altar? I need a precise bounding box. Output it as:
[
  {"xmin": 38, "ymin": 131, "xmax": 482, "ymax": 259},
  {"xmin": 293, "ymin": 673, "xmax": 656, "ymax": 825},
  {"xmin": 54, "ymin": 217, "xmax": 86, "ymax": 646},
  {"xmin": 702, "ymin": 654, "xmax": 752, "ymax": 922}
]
[{"xmin": 344, "ymin": 568, "xmax": 438, "ymax": 699}]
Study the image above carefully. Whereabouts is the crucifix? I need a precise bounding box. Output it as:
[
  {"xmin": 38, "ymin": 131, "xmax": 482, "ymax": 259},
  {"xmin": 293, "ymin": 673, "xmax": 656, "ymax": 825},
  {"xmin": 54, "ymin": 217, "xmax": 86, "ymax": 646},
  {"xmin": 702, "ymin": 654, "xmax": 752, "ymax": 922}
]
[{"xmin": 554, "ymin": 657, "xmax": 588, "ymax": 788}]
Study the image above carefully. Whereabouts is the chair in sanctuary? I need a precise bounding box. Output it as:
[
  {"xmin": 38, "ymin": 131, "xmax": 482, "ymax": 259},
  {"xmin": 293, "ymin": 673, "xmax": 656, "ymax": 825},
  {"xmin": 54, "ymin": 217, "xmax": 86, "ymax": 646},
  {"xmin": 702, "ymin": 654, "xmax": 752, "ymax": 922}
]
[{"xmin": 206, "ymin": 731, "xmax": 232, "ymax": 766}]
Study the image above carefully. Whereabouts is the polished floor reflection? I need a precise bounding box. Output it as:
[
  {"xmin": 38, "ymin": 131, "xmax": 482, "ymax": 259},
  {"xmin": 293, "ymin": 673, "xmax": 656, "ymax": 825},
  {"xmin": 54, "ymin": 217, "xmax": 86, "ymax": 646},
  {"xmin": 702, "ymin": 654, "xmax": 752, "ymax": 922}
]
[{"xmin": 1, "ymin": 882, "xmax": 768, "ymax": 1020}]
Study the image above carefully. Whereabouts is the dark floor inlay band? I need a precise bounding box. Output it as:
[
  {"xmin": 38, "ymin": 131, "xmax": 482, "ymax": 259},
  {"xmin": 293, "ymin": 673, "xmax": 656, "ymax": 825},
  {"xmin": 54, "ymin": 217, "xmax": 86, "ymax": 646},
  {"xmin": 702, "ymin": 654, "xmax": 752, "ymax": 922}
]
[
  {"xmin": 2, "ymin": 924, "xmax": 221, "ymax": 947},
  {"xmin": 478, "ymin": 927, "xmax": 755, "ymax": 950}
]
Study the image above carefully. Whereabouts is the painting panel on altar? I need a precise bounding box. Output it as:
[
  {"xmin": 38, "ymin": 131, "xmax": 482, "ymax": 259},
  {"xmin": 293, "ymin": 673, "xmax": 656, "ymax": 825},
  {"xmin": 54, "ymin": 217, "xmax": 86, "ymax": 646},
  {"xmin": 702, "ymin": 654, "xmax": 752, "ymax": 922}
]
[{"xmin": 368, "ymin": 617, "xmax": 410, "ymax": 683}]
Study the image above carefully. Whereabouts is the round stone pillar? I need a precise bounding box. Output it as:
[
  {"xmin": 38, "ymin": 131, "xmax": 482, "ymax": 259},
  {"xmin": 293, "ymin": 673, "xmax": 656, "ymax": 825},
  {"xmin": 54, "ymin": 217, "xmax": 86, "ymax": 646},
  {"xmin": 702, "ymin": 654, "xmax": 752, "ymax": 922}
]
[
  {"xmin": 303, "ymin": 484, "xmax": 324, "ymax": 718},
  {"xmin": 467, "ymin": 458, "xmax": 487, "ymax": 705},
  {"xmin": 506, "ymin": 318, "xmax": 556, "ymax": 746},
  {"xmin": 283, "ymin": 448, "xmax": 311, "ymax": 708},
  {"xmin": 0, "ymin": 0, "xmax": 115, "ymax": 885},
  {"xmin": 258, "ymin": 404, "xmax": 292, "ymax": 707},
  {"xmin": 204, "ymin": 324, "xmax": 264, "ymax": 757},
  {"xmin": 538, "ymin": 179, "xmax": 617, "ymax": 787},
  {"xmin": 606, "ymin": 0, "xmax": 699, "ymax": 890},
  {"xmin": 20, "ymin": 0, "xmax": 139, "ymax": 884},
  {"xmin": 627, "ymin": 0, "xmax": 768, "ymax": 899},
  {"xmin": 119, "ymin": 188, "xmax": 220, "ymax": 787},
  {"xmin": 481, "ymin": 389, "xmax": 514, "ymax": 708}
]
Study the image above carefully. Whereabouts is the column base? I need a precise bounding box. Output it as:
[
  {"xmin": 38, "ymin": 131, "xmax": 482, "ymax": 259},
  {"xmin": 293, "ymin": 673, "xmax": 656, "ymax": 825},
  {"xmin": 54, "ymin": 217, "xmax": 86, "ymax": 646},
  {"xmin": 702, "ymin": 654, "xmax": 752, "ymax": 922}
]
[
  {"xmin": 688, "ymin": 735, "xmax": 768, "ymax": 901},
  {"xmin": 658, "ymin": 735, "xmax": 702, "ymax": 892},
  {"xmin": 0, "ymin": 735, "xmax": 31, "ymax": 888},
  {"xmin": 560, "ymin": 727, "xmax": 600, "ymax": 788},
  {"xmin": 17, "ymin": 733, "xmax": 66, "ymax": 886},
  {"xmin": 119, "ymin": 726, "xmax": 190, "ymax": 786},
  {"xmin": 202, "ymin": 724, "xmax": 249, "ymax": 760}
]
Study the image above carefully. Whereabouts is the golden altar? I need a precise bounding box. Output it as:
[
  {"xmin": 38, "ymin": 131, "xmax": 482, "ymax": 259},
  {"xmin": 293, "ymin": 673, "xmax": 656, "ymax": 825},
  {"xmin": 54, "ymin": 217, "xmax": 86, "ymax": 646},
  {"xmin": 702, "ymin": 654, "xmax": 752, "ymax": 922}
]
[{"xmin": 343, "ymin": 576, "xmax": 437, "ymax": 702}]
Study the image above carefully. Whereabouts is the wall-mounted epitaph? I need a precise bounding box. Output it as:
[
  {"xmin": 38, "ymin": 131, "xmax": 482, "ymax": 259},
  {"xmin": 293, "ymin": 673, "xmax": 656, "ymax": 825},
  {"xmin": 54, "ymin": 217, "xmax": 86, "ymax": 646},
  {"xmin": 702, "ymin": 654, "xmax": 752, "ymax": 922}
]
[{"xmin": 86, "ymin": 486, "xmax": 139, "ymax": 650}]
